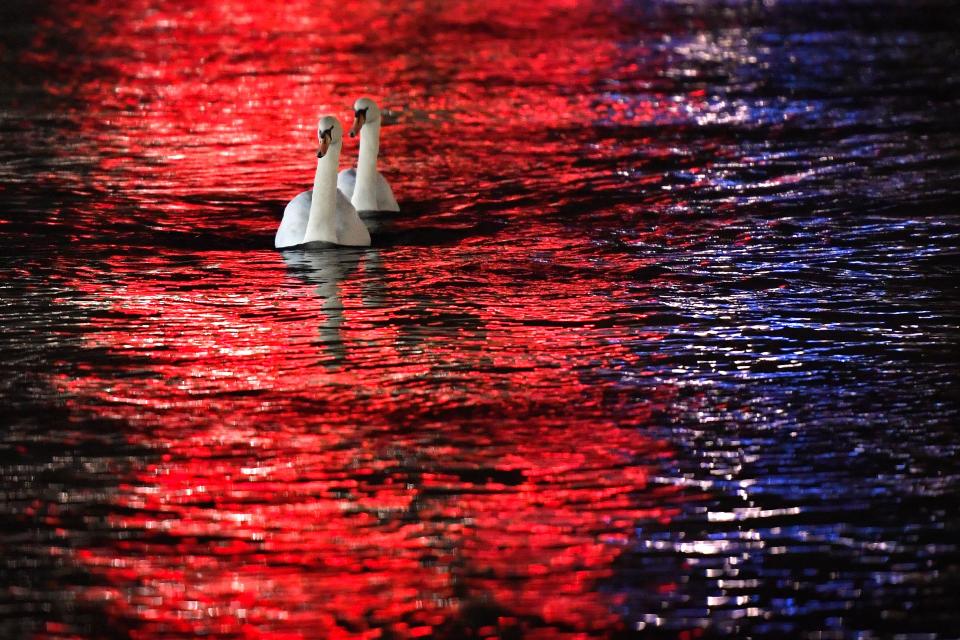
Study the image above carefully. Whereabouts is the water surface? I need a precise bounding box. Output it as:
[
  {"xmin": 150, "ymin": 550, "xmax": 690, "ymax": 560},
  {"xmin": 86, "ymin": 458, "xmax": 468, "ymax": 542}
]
[{"xmin": 1, "ymin": 0, "xmax": 959, "ymax": 638}]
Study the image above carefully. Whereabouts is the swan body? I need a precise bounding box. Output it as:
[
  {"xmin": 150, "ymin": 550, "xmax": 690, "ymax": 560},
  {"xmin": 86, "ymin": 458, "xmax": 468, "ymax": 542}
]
[
  {"xmin": 337, "ymin": 168, "xmax": 398, "ymax": 212},
  {"xmin": 276, "ymin": 189, "xmax": 368, "ymax": 248},
  {"xmin": 337, "ymin": 97, "xmax": 400, "ymax": 212},
  {"xmin": 276, "ymin": 116, "xmax": 370, "ymax": 249}
]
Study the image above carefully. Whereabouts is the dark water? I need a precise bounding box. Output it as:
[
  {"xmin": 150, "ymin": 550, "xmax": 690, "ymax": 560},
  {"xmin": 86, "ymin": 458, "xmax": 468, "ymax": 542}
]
[{"xmin": 2, "ymin": 0, "xmax": 959, "ymax": 638}]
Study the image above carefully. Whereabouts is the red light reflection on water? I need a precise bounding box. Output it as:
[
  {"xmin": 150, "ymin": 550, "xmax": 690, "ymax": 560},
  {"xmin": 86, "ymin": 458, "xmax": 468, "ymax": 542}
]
[
  {"xmin": 34, "ymin": 0, "xmax": 692, "ymax": 637},
  {"xmin": 22, "ymin": 0, "xmax": 635, "ymax": 238},
  {"xmin": 53, "ymin": 244, "xmax": 681, "ymax": 638}
]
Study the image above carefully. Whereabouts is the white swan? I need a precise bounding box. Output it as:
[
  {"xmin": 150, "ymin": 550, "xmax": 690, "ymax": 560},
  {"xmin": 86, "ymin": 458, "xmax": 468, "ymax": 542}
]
[
  {"xmin": 337, "ymin": 97, "xmax": 400, "ymax": 212},
  {"xmin": 276, "ymin": 116, "xmax": 371, "ymax": 249}
]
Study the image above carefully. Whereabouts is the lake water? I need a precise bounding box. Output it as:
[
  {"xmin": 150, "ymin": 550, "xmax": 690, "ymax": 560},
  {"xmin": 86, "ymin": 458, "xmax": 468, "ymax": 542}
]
[{"xmin": 1, "ymin": 0, "xmax": 959, "ymax": 638}]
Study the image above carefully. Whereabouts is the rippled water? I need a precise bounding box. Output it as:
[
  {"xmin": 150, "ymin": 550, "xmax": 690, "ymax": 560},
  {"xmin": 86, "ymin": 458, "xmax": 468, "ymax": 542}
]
[{"xmin": 2, "ymin": 0, "xmax": 959, "ymax": 638}]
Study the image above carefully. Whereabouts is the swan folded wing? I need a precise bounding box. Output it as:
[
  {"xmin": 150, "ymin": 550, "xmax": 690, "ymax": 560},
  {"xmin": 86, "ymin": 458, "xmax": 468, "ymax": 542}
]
[
  {"xmin": 376, "ymin": 172, "xmax": 400, "ymax": 212},
  {"xmin": 334, "ymin": 190, "xmax": 372, "ymax": 246},
  {"xmin": 337, "ymin": 168, "xmax": 357, "ymax": 200},
  {"xmin": 275, "ymin": 190, "xmax": 311, "ymax": 248}
]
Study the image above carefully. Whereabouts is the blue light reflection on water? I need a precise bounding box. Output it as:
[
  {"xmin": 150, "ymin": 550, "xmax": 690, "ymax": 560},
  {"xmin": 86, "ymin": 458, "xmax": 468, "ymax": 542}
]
[
  {"xmin": 1, "ymin": 0, "xmax": 959, "ymax": 638},
  {"xmin": 591, "ymin": 6, "xmax": 960, "ymax": 629}
]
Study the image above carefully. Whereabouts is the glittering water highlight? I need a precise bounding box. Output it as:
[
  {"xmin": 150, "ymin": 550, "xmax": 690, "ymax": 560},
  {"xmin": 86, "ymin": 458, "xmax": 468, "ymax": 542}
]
[{"xmin": 1, "ymin": 0, "xmax": 959, "ymax": 638}]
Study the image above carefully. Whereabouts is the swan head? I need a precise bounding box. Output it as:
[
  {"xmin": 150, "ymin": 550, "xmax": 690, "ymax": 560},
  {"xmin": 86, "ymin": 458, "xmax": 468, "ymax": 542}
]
[
  {"xmin": 316, "ymin": 115, "xmax": 343, "ymax": 158},
  {"xmin": 349, "ymin": 97, "xmax": 381, "ymax": 137}
]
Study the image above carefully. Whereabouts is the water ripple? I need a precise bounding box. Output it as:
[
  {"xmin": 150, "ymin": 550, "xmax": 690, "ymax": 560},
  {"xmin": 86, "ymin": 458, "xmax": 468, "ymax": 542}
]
[{"xmin": 1, "ymin": 0, "xmax": 959, "ymax": 638}]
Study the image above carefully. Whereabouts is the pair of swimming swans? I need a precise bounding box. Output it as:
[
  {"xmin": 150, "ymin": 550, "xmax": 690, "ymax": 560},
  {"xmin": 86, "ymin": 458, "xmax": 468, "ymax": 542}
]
[{"xmin": 275, "ymin": 98, "xmax": 398, "ymax": 249}]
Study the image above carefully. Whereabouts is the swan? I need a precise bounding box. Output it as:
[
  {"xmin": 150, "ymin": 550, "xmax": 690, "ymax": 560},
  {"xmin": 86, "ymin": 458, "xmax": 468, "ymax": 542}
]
[
  {"xmin": 337, "ymin": 97, "xmax": 400, "ymax": 212},
  {"xmin": 275, "ymin": 115, "xmax": 371, "ymax": 249}
]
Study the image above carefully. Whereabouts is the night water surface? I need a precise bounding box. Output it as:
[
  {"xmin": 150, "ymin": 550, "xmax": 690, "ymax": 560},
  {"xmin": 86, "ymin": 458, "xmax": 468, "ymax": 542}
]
[{"xmin": 1, "ymin": 0, "xmax": 959, "ymax": 638}]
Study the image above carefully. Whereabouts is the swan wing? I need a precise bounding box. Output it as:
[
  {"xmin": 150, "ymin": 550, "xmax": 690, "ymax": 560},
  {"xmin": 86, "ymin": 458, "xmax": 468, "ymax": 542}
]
[
  {"xmin": 334, "ymin": 190, "xmax": 371, "ymax": 247},
  {"xmin": 376, "ymin": 172, "xmax": 400, "ymax": 212},
  {"xmin": 337, "ymin": 168, "xmax": 357, "ymax": 200},
  {"xmin": 275, "ymin": 190, "xmax": 311, "ymax": 248}
]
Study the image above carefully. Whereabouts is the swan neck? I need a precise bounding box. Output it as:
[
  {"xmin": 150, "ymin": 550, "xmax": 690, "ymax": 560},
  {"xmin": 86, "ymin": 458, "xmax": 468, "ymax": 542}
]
[
  {"xmin": 354, "ymin": 121, "xmax": 381, "ymax": 210},
  {"xmin": 304, "ymin": 145, "xmax": 340, "ymax": 243}
]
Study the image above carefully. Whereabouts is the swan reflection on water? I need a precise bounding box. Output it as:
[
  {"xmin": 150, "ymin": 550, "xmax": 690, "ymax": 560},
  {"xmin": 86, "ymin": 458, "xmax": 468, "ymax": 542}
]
[
  {"xmin": 279, "ymin": 236, "xmax": 488, "ymax": 376},
  {"xmin": 280, "ymin": 244, "xmax": 378, "ymax": 369}
]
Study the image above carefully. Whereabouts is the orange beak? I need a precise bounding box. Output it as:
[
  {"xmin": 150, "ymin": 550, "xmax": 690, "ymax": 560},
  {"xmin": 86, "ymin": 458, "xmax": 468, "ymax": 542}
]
[
  {"xmin": 316, "ymin": 137, "xmax": 330, "ymax": 158},
  {"xmin": 349, "ymin": 111, "xmax": 366, "ymax": 138}
]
